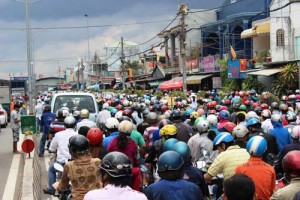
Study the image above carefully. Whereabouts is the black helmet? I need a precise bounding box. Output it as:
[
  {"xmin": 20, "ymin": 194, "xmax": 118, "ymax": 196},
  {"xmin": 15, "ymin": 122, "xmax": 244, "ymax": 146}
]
[
  {"xmin": 171, "ymin": 110, "xmax": 181, "ymax": 119},
  {"xmin": 64, "ymin": 116, "xmax": 76, "ymax": 128},
  {"xmin": 254, "ymin": 107, "xmax": 262, "ymax": 116},
  {"xmin": 43, "ymin": 105, "xmax": 51, "ymax": 112},
  {"xmin": 68, "ymin": 135, "xmax": 89, "ymax": 155},
  {"xmin": 118, "ymin": 116, "xmax": 132, "ymax": 123},
  {"xmin": 100, "ymin": 152, "xmax": 132, "ymax": 177},
  {"xmin": 56, "ymin": 109, "xmax": 69, "ymax": 119},
  {"xmin": 158, "ymin": 151, "xmax": 184, "ymax": 172}
]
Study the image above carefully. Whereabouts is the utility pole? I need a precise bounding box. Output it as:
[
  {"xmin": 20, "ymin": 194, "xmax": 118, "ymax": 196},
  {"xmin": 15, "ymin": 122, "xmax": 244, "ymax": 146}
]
[
  {"xmin": 179, "ymin": 3, "xmax": 188, "ymax": 95},
  {"xmin": 25, "ymin": 0, "xmax": 33, "ymax": 113},
  {"xmin": 121, "ymin": 37, "xmax": 125, "ymax": 90},
  {"xmin": 85, "ymin": 14, "xmax": 91, "ymax": 86}
]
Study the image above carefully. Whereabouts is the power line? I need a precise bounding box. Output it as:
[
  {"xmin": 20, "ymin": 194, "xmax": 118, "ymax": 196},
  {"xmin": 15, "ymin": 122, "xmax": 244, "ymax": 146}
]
[{"xmin": 0, "ymin": 19, "xmax": 176, "ymax": 31}]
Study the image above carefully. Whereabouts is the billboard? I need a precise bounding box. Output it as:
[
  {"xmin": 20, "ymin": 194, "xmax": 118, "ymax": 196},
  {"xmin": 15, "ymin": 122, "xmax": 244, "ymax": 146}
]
[
  {"xmin": 199, "ymin": 55, "xmax": 220, "ymax": 72},
  {"xmin": 227, "ymin": 60, "xmax": 240, "ymax": 79}
]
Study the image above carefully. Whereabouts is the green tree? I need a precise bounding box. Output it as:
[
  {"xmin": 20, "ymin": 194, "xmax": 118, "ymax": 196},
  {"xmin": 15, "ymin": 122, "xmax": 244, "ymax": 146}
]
[{"xmin": 272, "ymin": 63, "xmax": 298, "ymax": 96}]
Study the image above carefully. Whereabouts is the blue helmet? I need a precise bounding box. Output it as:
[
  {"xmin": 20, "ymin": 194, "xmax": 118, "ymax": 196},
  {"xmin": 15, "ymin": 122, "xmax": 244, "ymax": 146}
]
[
  {"xmin": 171, "ymin": 110, "xmax": 181, "ymax": 118},
  {"xmin": 163, "ymin": 138, "xmax": 179, "ymax": 152},
  {"xmin": 110, "ymin": 108, "xmax": 118, "ymax": 116},
  {"xmin": 172, "ymin": 142, "xmax": 191, "ymax": 163},
  {"xmin": 246, "ymin": 136, "xmax": 267, "ymax": 157},
  {"xmin": 246, "ymin": 117, "xmax": 261, "ymax": 128},
  {"xmin": 184, "ymin": 108, "xmax": 194, "ymax": 117},
  {"xmin": 250, "ymin": 89, "xmax": 256, "ymax": 94},
  {"xmin": 157, "ymin": 151, "xmax": 184, "ymax": 172},
  {"xmin": 213, "ymin": 132, "xmax": 234, "ymax": 149},
  {"xmin": 219, "ymin": 110, "xmax": 230, "ymax": 119}
]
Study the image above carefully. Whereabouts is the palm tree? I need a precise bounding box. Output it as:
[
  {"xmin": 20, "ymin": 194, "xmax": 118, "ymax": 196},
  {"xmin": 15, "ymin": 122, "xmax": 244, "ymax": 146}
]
[
  {"xmin": 280, "ymin": 63, "xmax": 298, "ymax": 90},
  {"xmin": 272, "ymin": 63, "xmax": 298, "ymax": 96}
]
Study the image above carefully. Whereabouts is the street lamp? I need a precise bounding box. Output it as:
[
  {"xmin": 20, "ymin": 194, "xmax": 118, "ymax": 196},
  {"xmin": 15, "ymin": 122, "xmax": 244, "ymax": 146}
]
[{"xmin": 85, "ymin": 14, "xmax": 91, "ymax": 85}]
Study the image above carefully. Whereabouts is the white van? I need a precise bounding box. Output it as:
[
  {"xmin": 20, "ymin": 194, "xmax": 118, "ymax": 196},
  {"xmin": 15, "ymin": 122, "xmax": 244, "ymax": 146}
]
[{"xmin": 51, "ymin": 92, "xmax": 99, "ymax": 122}]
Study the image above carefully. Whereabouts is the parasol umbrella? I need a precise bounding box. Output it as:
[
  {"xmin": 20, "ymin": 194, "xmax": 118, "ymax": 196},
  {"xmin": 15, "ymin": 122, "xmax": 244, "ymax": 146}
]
[{"xmin": 159, "ymin": 79, "xmax": 183, "ymax": 91}]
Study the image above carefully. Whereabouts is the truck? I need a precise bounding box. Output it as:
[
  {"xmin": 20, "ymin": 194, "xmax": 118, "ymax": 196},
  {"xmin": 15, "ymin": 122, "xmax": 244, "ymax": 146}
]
[{"xmin": 0, "ymin": 86, "xmax": 11, "ymax": 104}]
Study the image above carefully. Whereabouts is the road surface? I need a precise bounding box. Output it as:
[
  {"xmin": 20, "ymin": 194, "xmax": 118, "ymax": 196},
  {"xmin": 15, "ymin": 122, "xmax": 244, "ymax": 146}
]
[{"xmin": 0, "ymin": 125, "xmax": 23, "ymax": 200}]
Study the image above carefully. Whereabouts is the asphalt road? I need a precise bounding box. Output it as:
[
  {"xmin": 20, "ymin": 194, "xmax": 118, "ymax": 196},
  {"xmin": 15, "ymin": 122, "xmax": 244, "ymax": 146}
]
[{"xmin": 0, "ymin": 125, "xmax": 23, "ymax": 200}]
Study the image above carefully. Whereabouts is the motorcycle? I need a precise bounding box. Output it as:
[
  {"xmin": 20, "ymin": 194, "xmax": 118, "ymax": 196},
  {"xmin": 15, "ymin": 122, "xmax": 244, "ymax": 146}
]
[
  {"xmin": 53, "ymin": 162, "xmax": 72, "ymax": 200},
  {"xmin": 194, "ymin": 150, "xmax": 223, "ymax": 200}
]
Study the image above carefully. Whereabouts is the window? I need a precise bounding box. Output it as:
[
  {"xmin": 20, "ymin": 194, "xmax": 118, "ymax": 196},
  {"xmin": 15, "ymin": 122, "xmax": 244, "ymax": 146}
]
[{"xmin": 276, "ymin": 29, "xmax": 285, "ymax": 46}]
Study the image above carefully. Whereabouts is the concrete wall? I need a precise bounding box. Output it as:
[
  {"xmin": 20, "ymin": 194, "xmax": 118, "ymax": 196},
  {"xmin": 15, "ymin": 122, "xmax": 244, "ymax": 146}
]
[{"xmin": 270, "ymin": 0, "xmax": 300, "ymax": 62}]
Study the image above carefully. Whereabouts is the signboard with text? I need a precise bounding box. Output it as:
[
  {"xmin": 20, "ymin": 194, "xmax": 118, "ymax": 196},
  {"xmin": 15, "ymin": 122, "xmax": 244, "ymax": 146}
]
[
  {"xmin": 227, "ymin": 60, "xmax": 240, "ymax": 79},
  {"xmin": 199, "ymin": 55, "xmax": 220, "ymax": 72},
  {"xmin": 10, "ymin": 77, "xmax": 28, "ymax": 81},
  {"xmin": 212, "ymin": 77, "xmax": 222, "ymax": 88},
  {"xmin": 21, "ymin": 115, "xmax": 37, "ymax": 135}
]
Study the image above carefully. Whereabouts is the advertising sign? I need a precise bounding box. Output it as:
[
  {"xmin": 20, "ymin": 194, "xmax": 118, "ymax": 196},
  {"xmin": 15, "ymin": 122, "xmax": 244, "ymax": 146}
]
[
  {"xmin": 227, "ymin": 60, "xmax": 240, "ymax": 79},
  {"xmin": 212, "ymin": 77, "xmax": 222, "ymax": 88},
  {"xmin": 21, "ymin": 115, "xmax": 37, "ymax": 135},
  {"xmin": 199, "ymin": 55, "xmax": 220, "ymax": 72}
]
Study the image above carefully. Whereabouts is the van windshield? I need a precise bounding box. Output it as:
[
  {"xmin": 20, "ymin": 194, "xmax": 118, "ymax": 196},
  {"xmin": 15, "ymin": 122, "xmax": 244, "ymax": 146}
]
[{"xmin": 53, "ymin": 95, "xmax": 96, "ymax": 113}]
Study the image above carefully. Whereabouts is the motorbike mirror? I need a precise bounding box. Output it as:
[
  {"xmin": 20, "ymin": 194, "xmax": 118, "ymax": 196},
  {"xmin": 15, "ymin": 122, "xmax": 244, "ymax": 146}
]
[
  {"xmin": 267, "ymin": 153, "xmax": 277, "ymax": 162},
  {"xmin": 203, "ymin": 150, "xmax": 208, "ymax": 157},
  {"xmin": 54, "ymin": 163, "xmax": 64, "ymax": 172}
]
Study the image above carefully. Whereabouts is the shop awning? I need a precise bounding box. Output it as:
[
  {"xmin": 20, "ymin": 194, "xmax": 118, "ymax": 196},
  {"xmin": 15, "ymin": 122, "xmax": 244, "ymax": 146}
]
[
  {"xmin": 171, "ymin": 74, "xmax": 212, "ymax": 84},
  {"xmin": 256, "ymin": 23, "xmax": 270, "ymax": 35},
  {"xmin": 187, "ymin": 74, "xmax": 212, "ymax": 84},
  {"xmin": 247, "ymin": 68, "xmax": 282, "ymax": 76},
  {"xmin": 241, "ymin": 28, "xmax": 257, "ymax": 39}
]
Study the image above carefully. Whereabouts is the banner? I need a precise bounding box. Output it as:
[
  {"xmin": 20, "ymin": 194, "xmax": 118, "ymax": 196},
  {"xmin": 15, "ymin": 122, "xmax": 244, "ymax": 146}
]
[
  {"xmin": 66, "ymin": 68, "xmax": 74, "ymax": 83},
  {"xmin": 199, "ymin": 55, "xmax": 220, "ymax": 72},
  {"xmin": 212, "ymin": 77, "xmax": 222, "ymax": 88},
  {"xmin": 186, "ymin": 58, "xmax": 199, "ymax": 70},
  {"xmin": 240, "ymin": 59, "xmax": 247, "ymax": 71},
  {"xmin": 227, "ymin": 60, "xmax": 240, "ymax": 79},
  {"xmin": 21, "ymin": 115, "xmax": 37, "ymax": 135}
]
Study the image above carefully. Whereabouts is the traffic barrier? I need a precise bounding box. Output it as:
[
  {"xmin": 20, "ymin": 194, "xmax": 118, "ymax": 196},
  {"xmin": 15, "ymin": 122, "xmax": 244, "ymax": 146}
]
[{"xmin": 20, "ymin": 134, "xmax": 41, "ymax": 200}]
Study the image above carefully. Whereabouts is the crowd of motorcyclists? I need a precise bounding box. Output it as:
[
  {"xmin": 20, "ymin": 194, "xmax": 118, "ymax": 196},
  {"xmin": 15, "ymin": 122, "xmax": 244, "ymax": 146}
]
[{"xmin": 35, "ymin": 89, "xmax": 300, "ymax": 200}]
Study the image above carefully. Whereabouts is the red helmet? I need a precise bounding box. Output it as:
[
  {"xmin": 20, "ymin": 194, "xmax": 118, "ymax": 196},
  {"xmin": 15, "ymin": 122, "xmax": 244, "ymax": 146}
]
[
  {"xmin": 224, "ymin": 99, "xmax": 231, "ymax": 105},
  {"xmin": 206, "ymin": 102, "xmax": 213, "ymax": 109},
  {"xmin": 87, "ymin": 128, "xmax": 103, "ymax": 145},
  {"xmin": 260, "ymin": 103, "xmax": 269, "ymax": 110},
  {"xmin": 252, "ymin": 102, "xmax": 259, "ymax": 108},
  {"xmin": 220, "ymin": 106, "xmax": 229, "ymax": 111},
  {"xmin": 296, "ymin": 94, "xmax": 300, "ymax": 100},
  {"xmin": 211, "ymin": 101, "xmax": 217, "ymax": 108},
  {"xmin": 116, "ymin": 104, "xmax": 123, "ymax": 111},
  {"xmin": 283, "ymin": 150, "xmax": 300, "ymax": 176},
  {"xmin": 208, "ymin": 109, "xmax": 217, "ymax": 115},
  {"xmin": 122, "ymin": 109, "xmax": 132, "ymax": 117},
  {"xmin": 244, "ymin": 100, "xmax": 251, "ymax": 106},
  {"xmin": 223, "ymin": 122, "xmax": 237, "ymax": 134},
  {"xmin": 161, "ymin": 105, "xmax": 169, "ymax": 114}
]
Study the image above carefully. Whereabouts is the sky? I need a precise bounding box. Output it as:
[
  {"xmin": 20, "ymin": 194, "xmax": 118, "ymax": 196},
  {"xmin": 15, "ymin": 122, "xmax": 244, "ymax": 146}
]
[{"xmin": 0, "ymin": 0, "xmax": 223, "ymax": 80}]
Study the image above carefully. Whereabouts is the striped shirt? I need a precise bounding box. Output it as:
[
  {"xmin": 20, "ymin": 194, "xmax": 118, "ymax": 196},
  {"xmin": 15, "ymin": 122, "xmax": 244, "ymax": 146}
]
[{"xmin": 207, "ymin": 145, "xmax": 250, "ymax": 180}]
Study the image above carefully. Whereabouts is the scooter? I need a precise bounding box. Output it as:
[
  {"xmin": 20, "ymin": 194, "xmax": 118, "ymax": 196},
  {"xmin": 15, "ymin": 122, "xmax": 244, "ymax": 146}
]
[{"xmin": 53, "ymin": 162, "xmax": 72, "ymax": 200}]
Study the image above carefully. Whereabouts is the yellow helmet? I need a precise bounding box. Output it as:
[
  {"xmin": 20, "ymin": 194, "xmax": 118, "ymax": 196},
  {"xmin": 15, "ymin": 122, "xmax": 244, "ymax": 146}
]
[
  {"xmin": 190, "ymin": 111, "xmax": 199, "ymax": 119},
  {"xmin": 159, "ymin": 125, "xmax": 177, "ymax": 137}
]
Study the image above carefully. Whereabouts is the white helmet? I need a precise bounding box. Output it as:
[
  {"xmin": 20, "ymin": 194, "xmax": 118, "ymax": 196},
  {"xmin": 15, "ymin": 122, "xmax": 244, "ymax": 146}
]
[
  {"xmin": 182, "ymin": 100, "xmax": 187, "ymax": 106},
  {"xmin": 115, "ymin": 111, "xmax": 123, "ymax": 119},
  {"xmin": 271, "ymin": 113, "xmax": 282, "ymax": 122},
  {"xmin": 105, "ymin": 118, "xmax": 119, "ymax": 129},
  {"xmin": 232, "ymin": 125, "xmax": 249, "ymax": 139},
  {"xmin": 246, "ymin": 111, "xmax": 259, "ymax": 122},
  {"xmin": 164, "ymin": 110, "xmax": 172, "ymax": 119},
  {"xmin": 291, "ymin": 126, "xmax": 300, "ymax": 140},
  {"xmin": 145, "ymin": 99, "xmax": 150, "ymax": 105},
  {"xmin": 195, "ymin": 119, "xmax": 210, "ymax": 133},
  {"xmin": 118, "ymin": 120, "xmax": 134, "ymax": 134},
  {"xmin": 123, "ymin": 100, "xmax": 129, "ymax": 107},
  {"xmin": 206, "ymin": 114, "xmax": 218, "ymax": 127},
  {"xmin": 261, "ymin": 109, "xmax": 271, "ymax": 118}
]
